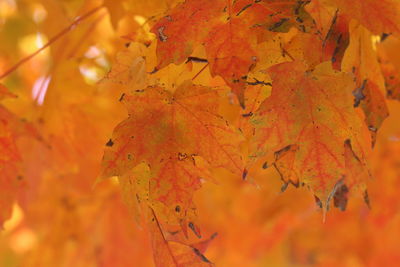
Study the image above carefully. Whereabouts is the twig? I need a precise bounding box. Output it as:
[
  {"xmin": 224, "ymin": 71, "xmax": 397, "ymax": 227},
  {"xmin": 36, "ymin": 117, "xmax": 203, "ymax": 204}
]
[{"xmin": 0, "ymin": 5, "xmax": 104, "ymax": 80}]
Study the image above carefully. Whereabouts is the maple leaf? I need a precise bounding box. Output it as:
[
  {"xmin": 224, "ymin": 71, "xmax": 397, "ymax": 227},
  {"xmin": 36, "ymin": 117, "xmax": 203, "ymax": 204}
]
[
  {"xmin": 328, "ymin": 0, "xmax": 400, "ymax": 37},
  {"xmin": 342, "ymin": 22, "xmax": 389, "ymax": 145},
  {"xmin": 149, "ymin": 208, "xmax": 215, "ymax": 267},
  {"xmin": 151, "ymin": 0, "xmax": 224, "ymax": 70},
  {"xmin": 352, "ymin": 80, "xmax": 389, "ymax": 147},
  {"xmin": 250, "ymin": 61, "xmax": 371, "ymax": 210},
  {"xmin": 204, "ymin": 18, "xmax": 258, "ymax": 108},
  {"xmin": 101, "ymin": 81, "xmax": 244, "ymax": 221},
  {"xmin": 103, "ymin": 43, "xmax": 148, "ymax": 89},
  {"xmin": 101, "ymin": 81, "xmax": 243, "ymax": 176},
  {"xmin": 101, "ymin": 80, "xmax": 243, "ymax": 265},
  {"xmin": 119, "ymin": 165, "xmax": 217, "ymax": 266}
]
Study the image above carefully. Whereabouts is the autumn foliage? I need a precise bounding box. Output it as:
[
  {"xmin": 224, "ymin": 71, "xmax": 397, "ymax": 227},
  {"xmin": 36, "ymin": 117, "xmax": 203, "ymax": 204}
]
[{"xmin": 1, "ymin": 0, "xmax": 400, "ymax": 266}]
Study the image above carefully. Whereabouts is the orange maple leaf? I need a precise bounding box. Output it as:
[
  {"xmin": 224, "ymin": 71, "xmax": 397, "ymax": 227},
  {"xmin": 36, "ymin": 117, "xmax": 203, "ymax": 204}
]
[
  {"xmin": 151, "ymin": 0, "xmax": 224, "ymax": 70},
  {"xmin": 101, "ymin": 81, "xmax": 244, "ymax": 222},
  {"xmin": 250, "ymin": 61, "xmax": 371, "ymax": 210}
]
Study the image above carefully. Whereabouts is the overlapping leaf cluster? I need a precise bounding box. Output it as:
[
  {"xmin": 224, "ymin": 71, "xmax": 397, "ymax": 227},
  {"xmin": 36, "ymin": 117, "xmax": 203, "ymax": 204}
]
[
  {"xmin": 1, "ymin": 0, "xmax": 400, "ymax": 266},
  {"xmin": 97, "ymin": 0, "xmax": 400, "ymax": 264}
]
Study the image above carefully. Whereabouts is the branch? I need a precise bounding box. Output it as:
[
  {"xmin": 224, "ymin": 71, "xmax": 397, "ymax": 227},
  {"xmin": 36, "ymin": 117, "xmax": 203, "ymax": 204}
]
[{"xmin": 0, "ymin": 5, "xmax": 104, "ymax": 80}]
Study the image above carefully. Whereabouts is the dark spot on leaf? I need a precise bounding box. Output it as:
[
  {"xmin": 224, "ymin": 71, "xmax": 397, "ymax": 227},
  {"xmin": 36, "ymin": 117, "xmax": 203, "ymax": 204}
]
[
  {"xmin": 193, "ymin": 248, "xmax": 211, "ymax": 263},
  {"xmin": 210, "ymin": 232, "xmax": 218, "ymax": 239},
  {"xmin": 157, "ymin": 26, "xmax": 168, "ymax": 42},
  {"xmin": 380, "ymin": 33, "xmax": 390, "ymax": 42},
  {"xmin": 188, "ymin": 222, "xmax": 201, "ymax": 238},
  {"xmin": 352, "ymin": 79, "xmax": 367, "ymax": 107},
  {"xmin": 246, "ymin": 78, "xmax": 272, "ymax": 86},
  {"xmin": 242, "ymin": 168, "xmax": 248, "ymax": 180},
  {"xmin": 281, "ymin": 182, "xmax": 289, "ymax": 192},
  {"xmin": 364, "ymin": 190, "xmax": 371, "ymax": 208},
  {"xmin": 268, "ymin": 18, "xmax": 290, "ymax": 31},
  {"xmin": 236, "ymin": 3, "xmax": 252, "ymax": 16},
  {"xmin": 314, "ymin": 195, "xmax": 322, "ymax": 209},
  {"xmin": 150, "ymin": 67, "xmax": 159, "ymax": 74},
  {"xmin": 333, "ymin": 183, "xmax": 349, "ymax": 211},
  {"xmin": 274, "ymin": 144, "xmax": 294, "ymax": 160},
  {"xmin": 186, "ymin": 57, "xmax": 208, "ymax": 63},
  {"xmin": 178, "ymin": 152, "xmax": 187, "ymax": 161},
  {"xmin": 106, "ymin": 139, "xmax": 114, "ymax": 147},
  {"xmin": 242, "ymin": 112, "xmax": 253, "ymax": 117},
  {"xmin": 262, "ymin": 161, "xmax": 269, "ymax": 169}
]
